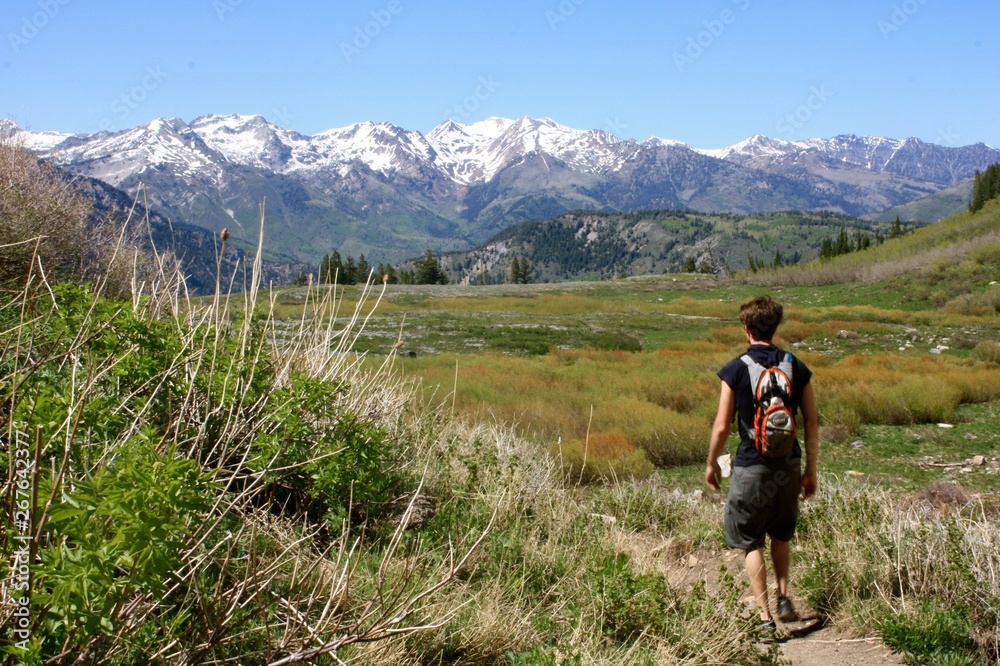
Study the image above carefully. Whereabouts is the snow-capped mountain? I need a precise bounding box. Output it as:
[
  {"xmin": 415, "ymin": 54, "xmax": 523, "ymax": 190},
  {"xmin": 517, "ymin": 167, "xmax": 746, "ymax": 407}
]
[
  {"xmin": 697, "ymin": 133, "xmax": 998, "ymax": 187},
  {"xmin": 5, "ymin": 115, "xmax": 998, "ymax": 265}
]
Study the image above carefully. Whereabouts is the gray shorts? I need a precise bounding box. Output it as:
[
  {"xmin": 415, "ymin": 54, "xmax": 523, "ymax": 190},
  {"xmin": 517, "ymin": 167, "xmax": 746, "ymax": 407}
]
[{"xmin": 724, "ymin": 461, "xmax": 801, "ymax": 551}]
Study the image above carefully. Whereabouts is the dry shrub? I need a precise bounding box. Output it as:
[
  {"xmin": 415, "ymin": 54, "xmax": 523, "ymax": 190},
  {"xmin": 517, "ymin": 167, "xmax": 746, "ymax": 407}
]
[
  {"xmin": 372, "ymin": 581, "xmax": 536, "ymax": 665},
  {"xmin": 0, "ymin": 139, "xmax": 172, "ymax": 301},
  {"xmin": 0, "ymin": 138, "xmax": 89, "ymax": 283},
  {"xmin": 819, "ymin": 422, "xmax": 854, "ymax": 444},
  {"xmin": 798, "ymin": 479, "xmax": 1000, "ymax": 660},
  {"xmin": 561, "ymin": 430, "xmax": 655, "ymax": 483},
  {"xmin": 814, "ymin": 354, "xmax": 1000, "ymax": 428},
  {"xmin": 634, "ymin": 416, "xmax": 706, "ymax": 469},
  {"xmin": 942, "ymin": 287, "xmax": 1000, "ymax": 316},
  {"xmin": 826, "ymin": 377, "xmax": 960, "ymax": 425},
  {"xmin": 971, "ymin": 339, "xmax": 1000, "ymax": 365},
  {"xmin": 708, "ymin": 326, "xmax": 746, "ymax": 346},
  {"xmin": 663, "ymin": 296, "xmax": 736, "ymax": 318},
  {"xmin": 910, "ymin": 482, "xmax": 973, "ymax": 509}
]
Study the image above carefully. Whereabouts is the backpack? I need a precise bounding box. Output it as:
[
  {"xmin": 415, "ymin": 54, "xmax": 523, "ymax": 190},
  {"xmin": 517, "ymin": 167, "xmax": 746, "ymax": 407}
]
[{"xmin": 740, "ymin": 352, "xmax": 796, "ymax": 458}]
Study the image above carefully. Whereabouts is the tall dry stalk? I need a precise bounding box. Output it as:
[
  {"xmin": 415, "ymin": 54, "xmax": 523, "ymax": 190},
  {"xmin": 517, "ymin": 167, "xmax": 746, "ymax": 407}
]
[{"xmin": 0, "ymin": 198, "xmax": 497, "ymax": 664}]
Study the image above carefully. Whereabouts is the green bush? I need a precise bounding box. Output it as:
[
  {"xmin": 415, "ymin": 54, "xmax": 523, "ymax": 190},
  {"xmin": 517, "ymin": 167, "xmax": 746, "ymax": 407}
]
[
  {"xmin": 252, "ymin": 374, "xmax": 399, "ymax": 526},
  {"xmin": 36, "ymin": 433, "xmax": 213, "ymax": 652},
  {"xmin": 879, "ymin": 601, "xmax": 979, "ymax": 666},
  {"xmin": 594, "ymin": 551, "xmax": 674, "ymax": 642}
]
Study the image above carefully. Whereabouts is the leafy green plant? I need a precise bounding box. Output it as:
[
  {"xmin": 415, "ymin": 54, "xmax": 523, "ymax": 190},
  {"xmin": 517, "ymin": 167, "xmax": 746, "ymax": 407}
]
[
  {"xmin": 251, "ymin": 373, "xmax": 399, "ymax": 526},
  {"xmin": 880, "ymin": 601, "xmax": 979, "ymax": 666},
  {"xmin": 36, "ymin": 433, "xmax": 213, "ymax": 652},
  {"xmin": 594, "ymin": 551, "xmax": 674, "ymax": 642}
]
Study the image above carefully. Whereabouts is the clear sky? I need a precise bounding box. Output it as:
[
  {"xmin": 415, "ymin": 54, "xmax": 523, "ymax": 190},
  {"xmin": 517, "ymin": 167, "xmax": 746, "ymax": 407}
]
[{"xmin": 2, "ymin": 0, "xmax": 998, "ymax": 148}]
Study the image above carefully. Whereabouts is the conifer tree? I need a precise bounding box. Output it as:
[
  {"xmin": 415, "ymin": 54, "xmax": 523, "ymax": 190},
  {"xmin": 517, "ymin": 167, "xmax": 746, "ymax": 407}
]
[
  {"xmin": 343, "ymin": 255, "xmax": 357, "ymax": 285},
  {"xmin": 969, "ymin": 163, "xmax": 1000, "ymax": 212},
  {"xmin": 889, "ymin": 217, "xmax": 903, "ymax": 240},
  {"xmin": 319, "ymin": 254, "xmax": 332, "ymax": 283},
  {"xmin": 510, "ymin": 257, "xmax": 521, "ymax": 284},
  {"xmin": 356, "ymin": 254, "xmax": 371, "ymax": 283},
  {"xmin": 835, "ymin": 228, "xmax": 850, "ymax": 255},
  {"xmin": 819, "ymin": 237, "xmax": 833, "ymax": 259},
  {"xmin": 415, "ymin": 249, "xmax": 447, "ymax": 284},
  {"xmin": 519, "ymin": 257, "xmax": 532, "ymax": 284}
]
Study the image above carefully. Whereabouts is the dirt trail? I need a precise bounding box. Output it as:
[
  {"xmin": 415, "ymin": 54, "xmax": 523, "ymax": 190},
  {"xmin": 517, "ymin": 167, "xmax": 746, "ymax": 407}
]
[
  {"xmin": 780, "ymin": 625, "xmax": 903, "ymax": 665},
  {"xmin": 668, "ymin": 547, "xmax": 904, "ymax": 665}
]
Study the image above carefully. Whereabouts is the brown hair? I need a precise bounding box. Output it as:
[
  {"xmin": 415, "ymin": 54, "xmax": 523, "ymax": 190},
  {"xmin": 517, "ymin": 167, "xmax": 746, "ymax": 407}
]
[{"xmin": 739, "ymin": 296, "xmax": 783, "ymax": 342}]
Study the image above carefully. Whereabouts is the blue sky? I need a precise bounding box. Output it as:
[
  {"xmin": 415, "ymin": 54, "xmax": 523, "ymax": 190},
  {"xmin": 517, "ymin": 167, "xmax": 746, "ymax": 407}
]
[{"xmin": 2, "ymin": 0, "xmax": 998, "ymax": 148}]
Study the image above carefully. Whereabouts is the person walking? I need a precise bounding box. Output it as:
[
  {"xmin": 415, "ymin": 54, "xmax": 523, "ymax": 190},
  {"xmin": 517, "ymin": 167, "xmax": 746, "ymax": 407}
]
[{"xmin": 705, "ymin": 295, "xmax": 819, "ymax": 630}]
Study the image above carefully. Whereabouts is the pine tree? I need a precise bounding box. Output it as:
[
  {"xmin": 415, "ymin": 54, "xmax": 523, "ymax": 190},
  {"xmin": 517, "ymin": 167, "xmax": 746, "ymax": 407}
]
[
  {"xmin": 343, "ymin": 255, "xmax": 357, "ymax": 285},
  {"xmin": 415, "ymin": 249, "xmax": 443, "ymax": 285},
  {"xmin": 510, "ymin": 257, "xmax": 521, "ymax": 284},
  {"xmin": 319, "ymin": 254, "xmax": 332, "ymax": 283},
  {"xmin": 835, "ymin": 228, "xmax": 850, "ymax": 255},
  {"xmin": 357, "ymin": 253, "xmax": 371, "ymax": 283},
  {"xmin": 519, "ymin": 257, "xmax": 532, "ymax": 284},
  {"xmin": 969, "ymin": 163, "xmax": 1000, "ymax": 212},
  {"xmin": 328, "ymin": 251, "xmax": 345, "ymax": 284},
  {"xmin": 889, "ymin": 217, "xmax": 903, "ymax": 240},
  {"xmin": 819, "ymin": 237, "xmax": 833, "ymax": 259},
  {"xmin": 773, "ymin": 249, "xmax": 783, "ymax": 268},
  {"xmin": 683, "ymin": 256, "xmax": 697, "ymax": 272}
]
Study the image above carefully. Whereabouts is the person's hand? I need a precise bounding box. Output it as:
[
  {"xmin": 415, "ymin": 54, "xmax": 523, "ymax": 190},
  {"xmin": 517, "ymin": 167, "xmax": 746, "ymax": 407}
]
[
  {"xmin": 705, "ymin": 460, "xmax": 722, "ymax": 491},
  {"xmin": 800, "ymin": 469, "xmax": 817, "ymax": 499}
]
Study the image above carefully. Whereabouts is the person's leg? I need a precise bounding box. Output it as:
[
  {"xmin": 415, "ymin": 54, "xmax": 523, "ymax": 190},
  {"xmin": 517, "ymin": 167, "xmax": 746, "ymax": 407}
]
[
  {"xmin": 744, "ymin": 547, "xmax": 771, "ymax": 621},
  {"xmin": 771, "ymin": 537, "xmax": 790, "ymax": 598}
]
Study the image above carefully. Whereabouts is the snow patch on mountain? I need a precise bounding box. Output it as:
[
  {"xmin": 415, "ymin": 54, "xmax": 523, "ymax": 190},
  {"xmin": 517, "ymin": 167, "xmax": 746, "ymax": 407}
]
[{"xmin": 0, "ymin": 119, "xmax": 73, "ymax": 151}]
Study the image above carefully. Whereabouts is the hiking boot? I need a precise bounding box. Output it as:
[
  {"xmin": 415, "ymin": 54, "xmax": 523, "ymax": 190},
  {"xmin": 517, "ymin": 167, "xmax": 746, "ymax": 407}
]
[
  {"xmin": 758, "ymin": 617, "xmax": 778, "ymax": 644},
  {"xmin": 777, "ymin": 595, "xmax": 798, "ymax": 622}
]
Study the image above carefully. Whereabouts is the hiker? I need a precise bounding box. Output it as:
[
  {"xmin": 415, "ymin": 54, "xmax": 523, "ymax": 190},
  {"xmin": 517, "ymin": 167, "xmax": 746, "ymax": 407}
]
[{"xmin": 705, "ymin": 295, "xmax": 819, "ymax": 630}]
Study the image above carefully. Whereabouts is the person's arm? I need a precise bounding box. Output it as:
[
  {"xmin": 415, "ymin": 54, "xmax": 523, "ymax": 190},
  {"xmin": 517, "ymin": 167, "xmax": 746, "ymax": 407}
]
[
  {"xmin": 799, "ymin": 382, "xmax": 819, "ymax": 498},
  {"xmin": 706, "ymin": 381, "xmax": 736, "ymax": 491}
]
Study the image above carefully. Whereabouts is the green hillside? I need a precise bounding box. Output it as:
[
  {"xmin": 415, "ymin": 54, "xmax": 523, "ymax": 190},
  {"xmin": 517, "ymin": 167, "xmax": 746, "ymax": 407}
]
[
  {"xmin": 869, "ymin": 177, "xmax": 974, "ymax": 223},
  {"xmin": 741, "ymin": 197, "xmax": 1000, "ymax": 315},
  {"xmin": 441, "ymin": 209, "xmax": 921, "ymax": 284}
]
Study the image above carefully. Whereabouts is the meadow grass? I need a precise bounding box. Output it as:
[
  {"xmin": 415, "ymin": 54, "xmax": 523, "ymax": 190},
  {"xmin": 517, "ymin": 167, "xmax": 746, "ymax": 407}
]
[{"xmin": 9, "ymin": 193, "xmax": 997, "ymax": 664}]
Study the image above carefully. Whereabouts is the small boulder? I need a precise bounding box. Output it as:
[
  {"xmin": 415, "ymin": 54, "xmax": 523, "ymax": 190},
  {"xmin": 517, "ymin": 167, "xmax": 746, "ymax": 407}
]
[{"xmin": 849, "ymin": 440, "xmax": 864, "ymax": 450}]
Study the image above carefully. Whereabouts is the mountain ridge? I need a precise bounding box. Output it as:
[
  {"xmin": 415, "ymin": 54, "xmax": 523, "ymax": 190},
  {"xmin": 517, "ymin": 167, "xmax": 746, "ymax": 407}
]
[{"xmin": 4, "ymin": 115, "xmax": 997, "ymax": 265}]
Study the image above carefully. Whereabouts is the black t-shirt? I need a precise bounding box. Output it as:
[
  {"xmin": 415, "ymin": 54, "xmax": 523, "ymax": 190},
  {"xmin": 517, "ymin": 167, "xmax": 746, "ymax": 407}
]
[{"xmin": 717, "ymin": 344, "xmax": 812, "ymax": 467}]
